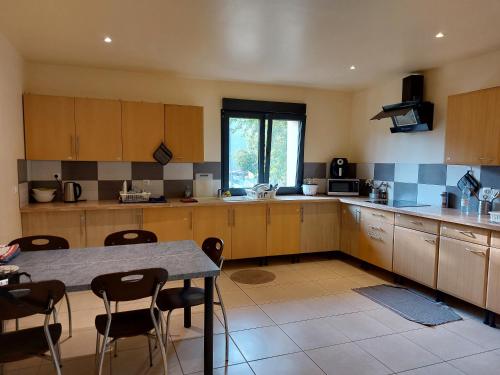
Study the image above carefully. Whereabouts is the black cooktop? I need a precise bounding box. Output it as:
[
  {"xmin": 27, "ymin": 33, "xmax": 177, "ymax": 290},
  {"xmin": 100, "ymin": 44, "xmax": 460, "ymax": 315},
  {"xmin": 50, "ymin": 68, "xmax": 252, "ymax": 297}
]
[{"xmin": 365, "ymin": 200, "xmax": 430, "ymax": 208}]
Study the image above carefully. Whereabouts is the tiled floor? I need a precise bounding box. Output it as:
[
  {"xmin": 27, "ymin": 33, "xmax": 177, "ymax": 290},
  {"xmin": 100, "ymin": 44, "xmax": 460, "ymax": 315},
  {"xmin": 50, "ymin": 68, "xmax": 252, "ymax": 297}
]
[{"xmin": 4, "ymin": 255, "xmax": 500, "ymax": 374}]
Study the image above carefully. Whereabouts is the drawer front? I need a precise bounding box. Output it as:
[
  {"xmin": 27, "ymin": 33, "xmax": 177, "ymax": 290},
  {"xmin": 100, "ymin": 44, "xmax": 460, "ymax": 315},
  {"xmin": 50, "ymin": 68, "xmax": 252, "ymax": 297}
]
[
  {"xmin": 361, "ymin": 207, "xmax": 395, "ymax": 224},
  {"xmin": 395, "ymin": 213, "xmax": 439, "ymax": 234},
  {"xmin": 359, "ymin": 220, "xmax": 394, "ymax": 271},
  {"xmin": 492, "ymin": 231, "xmax": 500, "ymax": 249},
  {"xmin": 393, "ymin": 226, "xmax": 438, "ymax": 288},
  {"xmin": 440, "ymin": 222, "xmax": 490, "ymax": 245},
  {"xmin": 437, "ymin": 237, "xmax": 489, "ymax": 307}
]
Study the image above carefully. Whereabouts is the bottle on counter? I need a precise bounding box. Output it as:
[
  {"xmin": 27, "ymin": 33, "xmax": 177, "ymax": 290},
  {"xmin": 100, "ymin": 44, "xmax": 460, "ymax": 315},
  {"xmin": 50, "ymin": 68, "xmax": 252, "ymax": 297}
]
[{"xmin": 460, "ymin": 189, "xmax": 471, "ymax": 214}]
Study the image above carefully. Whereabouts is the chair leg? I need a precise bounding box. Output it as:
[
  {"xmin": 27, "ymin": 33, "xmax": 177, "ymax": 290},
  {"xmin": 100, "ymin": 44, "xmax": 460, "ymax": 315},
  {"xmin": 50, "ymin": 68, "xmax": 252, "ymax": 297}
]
[
  {"xmin": 164, "ymin": 310, "xmax": 173, "ymax": 348},
  {"xmin": 44, "ymin": 326, "xmax": 62, "ymax": 375},
  {"xmin": 147, "ymin": 334, "xmax": 153, "ymax": 367},
  {"xmin": 64, "ymin": 292, "xmax": 73, "ymax": 338},
  {"xmin": 94, "ymin": 332, "xmax": 101, "ymax": 372},
  {"xmin": 114, "ymin": 302, "xmax": 119, "ymax": 357},
  {"xmin": 215, "ymin": 280, "xmax": 229, "ymax": 363},
  {"xmin": 97, "ymin": 333, "xmax": 109, "ymax": 375},
  {"xmin": 153, "ymin": 315, "xmax": 168, "ymax": 375},
  {"xmin": 15, "ymin": 318, "xmax": 19, "ymax": 331}
]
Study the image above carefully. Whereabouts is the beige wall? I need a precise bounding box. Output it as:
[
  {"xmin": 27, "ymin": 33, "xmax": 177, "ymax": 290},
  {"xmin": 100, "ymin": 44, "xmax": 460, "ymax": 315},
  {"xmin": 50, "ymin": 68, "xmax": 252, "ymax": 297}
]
[
  {"xmin": 0, "ymin": 34, "xmax": 24, "ymax": 243},
  {"xmin": 350, "ymin": 49, "xmax": 500, "ymax": 163},
  {"xmin": 24, "ymin": 63, "xmax": 353, "ymax": 163}
]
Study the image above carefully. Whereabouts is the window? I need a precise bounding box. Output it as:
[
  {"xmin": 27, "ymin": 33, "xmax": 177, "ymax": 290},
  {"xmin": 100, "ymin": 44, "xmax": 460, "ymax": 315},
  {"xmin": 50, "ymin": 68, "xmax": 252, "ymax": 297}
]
[{"xmin": 222, "ymin": 99, "xmax": 306, "ymax": 195}]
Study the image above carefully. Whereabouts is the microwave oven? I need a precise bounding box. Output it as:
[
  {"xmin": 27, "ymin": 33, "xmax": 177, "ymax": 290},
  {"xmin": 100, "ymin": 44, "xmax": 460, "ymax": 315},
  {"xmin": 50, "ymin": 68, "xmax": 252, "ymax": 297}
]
[{"xmin": 327, "ymin": 179, "xmax": 360, "ymax": 196}]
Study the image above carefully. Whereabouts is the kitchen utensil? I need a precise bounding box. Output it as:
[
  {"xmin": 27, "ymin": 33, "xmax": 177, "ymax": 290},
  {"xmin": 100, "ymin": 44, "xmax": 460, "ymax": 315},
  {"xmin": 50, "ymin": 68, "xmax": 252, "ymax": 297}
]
[
  {"xmin": 119, "ymin": 191, "xmax": 151, "ymax": 203},
  {"xmin": 194, "ymin": 173, "xmax": 213, "ymax": 197},
  {"xmin": 457, "ymin": 171, "xmax": 480, "ymax": 195},
  {"xmin": 478, "ymin": 200, "xmax": 492, "ymax": 216},
  {"xmin": 153, "ymin": 143, "xmax": 173, "ymax": 165},
  {"xmin": 63, "ymin": 182, "xmax": 82, "ymax": 203}
]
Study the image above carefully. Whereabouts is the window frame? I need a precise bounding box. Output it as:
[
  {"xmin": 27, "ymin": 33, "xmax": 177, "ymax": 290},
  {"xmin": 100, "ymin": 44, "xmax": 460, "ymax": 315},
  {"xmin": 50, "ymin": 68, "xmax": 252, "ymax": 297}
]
[{"xmin": 221, "ymin": 101, "xmax": 307, "ymax": 196}]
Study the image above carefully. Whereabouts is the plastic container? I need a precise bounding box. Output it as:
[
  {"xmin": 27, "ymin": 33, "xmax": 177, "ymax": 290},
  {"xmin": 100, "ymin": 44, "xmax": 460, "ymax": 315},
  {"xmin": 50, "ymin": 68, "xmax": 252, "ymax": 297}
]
[
  {"xmin": 302, "ymin": 184, "xmax": 318, "ymax": 196},
  {"xmin": 489, "ymin": 211, "xmax": 500, "ymax": 223}
]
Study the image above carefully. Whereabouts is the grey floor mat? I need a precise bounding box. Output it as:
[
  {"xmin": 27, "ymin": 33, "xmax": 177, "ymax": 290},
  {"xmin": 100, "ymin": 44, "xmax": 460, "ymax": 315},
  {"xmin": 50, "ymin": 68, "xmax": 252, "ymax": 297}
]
[{"xmin": 353, "ymin": 284, "xmax": 462, "ymax": 326}]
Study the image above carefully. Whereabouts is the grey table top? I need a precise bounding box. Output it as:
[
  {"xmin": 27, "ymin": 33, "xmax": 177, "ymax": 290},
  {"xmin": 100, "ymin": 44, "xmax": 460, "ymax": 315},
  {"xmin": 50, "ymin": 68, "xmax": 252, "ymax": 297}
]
[{"xmin": 11, "ymin": 240, "xmax": 220, "ymax": 292}]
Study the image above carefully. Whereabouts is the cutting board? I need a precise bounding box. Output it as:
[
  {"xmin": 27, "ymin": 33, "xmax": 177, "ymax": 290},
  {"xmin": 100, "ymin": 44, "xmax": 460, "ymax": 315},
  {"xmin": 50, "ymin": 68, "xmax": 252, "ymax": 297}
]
[{"xmin": 194, "ymin": 173, "xmax": 213, "ymax": 197}]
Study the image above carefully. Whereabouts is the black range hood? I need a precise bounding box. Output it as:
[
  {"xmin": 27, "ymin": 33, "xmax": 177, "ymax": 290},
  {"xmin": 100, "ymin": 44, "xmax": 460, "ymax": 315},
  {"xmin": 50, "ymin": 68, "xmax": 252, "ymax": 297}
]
[{"xmin": 371, "ymin": 75, "xmax": 434, "ymax": 133}]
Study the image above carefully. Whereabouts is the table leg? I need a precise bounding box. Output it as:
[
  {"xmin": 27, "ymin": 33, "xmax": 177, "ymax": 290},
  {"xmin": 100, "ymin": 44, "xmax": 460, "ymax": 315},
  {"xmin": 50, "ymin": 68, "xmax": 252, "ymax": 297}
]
[
  {"xmin": 183, "ymin": 279, "xmax": 191, "ymax": 328},
  {"xmin": 204, "ymin": 276, "xmax": 214, "ymax": 375}
]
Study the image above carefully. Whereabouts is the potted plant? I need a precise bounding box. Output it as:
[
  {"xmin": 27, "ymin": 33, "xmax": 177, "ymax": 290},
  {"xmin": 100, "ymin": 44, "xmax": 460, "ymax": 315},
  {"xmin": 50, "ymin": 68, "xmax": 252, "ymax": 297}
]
[{"xmin": 302, "ymin": 178, "xmax": 319, "ymax": 196}]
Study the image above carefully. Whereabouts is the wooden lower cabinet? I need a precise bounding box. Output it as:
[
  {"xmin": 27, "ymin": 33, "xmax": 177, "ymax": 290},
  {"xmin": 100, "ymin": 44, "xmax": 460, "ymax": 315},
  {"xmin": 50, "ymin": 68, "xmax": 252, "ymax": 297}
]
[
  {"xmin": 487, "ymin": 247, "xmax": 500, "ymax": 314},
  {"xmin": 393, "ymin": 226, "xmax": 438, "ymax": 288},
  {"xmin": 193, "ymin": 206, "xmax": 232, "ymax": 259},
  {"xmin": 359, "ymin": 220, "xmax": 394, "ymax": 271},
  {"xmin": 143, "ymin": 207, "xmax": 193, "ymax": 242},
  {"xmin": 231, "ymin": 204, "xmax": 267, "ymax": 259},
  {"xmin": 21, "ymin": 211, "xmax": 85, "ymax": 248},
  {"xmin": 300, "ymin": 202, "xmax": 340, "ymax": 253},
  {"xmin": 85, "ymin": 209, "xmax": 142, "ymax": 247},
  {"xmin": 437, "ymin": 236, "xmax": 489, "ymax": 307},
  {"xmin": 340, "ymin": 204, "xmax": 361, "ymax": 258},
  {"xmin": 267, "ymin": 203, "xmax": 301, "ymax": 256}
]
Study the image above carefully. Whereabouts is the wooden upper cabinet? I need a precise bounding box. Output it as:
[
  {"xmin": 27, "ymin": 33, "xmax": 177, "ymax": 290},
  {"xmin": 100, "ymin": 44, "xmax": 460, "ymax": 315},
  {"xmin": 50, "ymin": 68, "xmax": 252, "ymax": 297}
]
[
  {"xmin": 75, "ymin": 98, "xmax": 122, "ymax": 161},
  {"xmin": 165, "ymin": 104, "xmax": 204, "ymax": 162},
  {"xmin": 445, "ymin": 87, "xmax": 500, "ymax": 165},
  {"xmin": 122, "ymin": 101, "xmax": 164, "ymax": 161},
  {"xmin": 24, "ymin": 94, "xmax": 76, "ymax": 160}
]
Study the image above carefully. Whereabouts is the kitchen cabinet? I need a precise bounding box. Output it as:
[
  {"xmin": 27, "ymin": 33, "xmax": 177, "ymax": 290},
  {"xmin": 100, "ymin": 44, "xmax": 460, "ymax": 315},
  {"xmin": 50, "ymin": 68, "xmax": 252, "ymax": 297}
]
[
  {"xmin": 231, "ymin": 204, "xmax": 267, "ymax": 259},
  {"xmin": 21, "ymin": 211, "xmax": 85, "ymax": 248},
  {"xmin": 359, "ymin": 219, "xmax": 394, "ymax": 271},
  {"xmin": 75, "ymin": 98, "xmax": 122, "ymax": 161},
  {"xmin": 301, "ymin": 202, "xmax": 340, "ymax": 253},
  {"xmin": 143, "ymin": 207, "xmax": 193, "ymax": 242},
  {"xmin": 395, "ymin": 213, "xmax": 439, "ymax": 235},
  {"xmin": 23, "ymin": 94, "xmax": 76, "ymax": 160},
  {"xmin": 85, "ymin": 209, "xmax": 142, "ymax": 247},
  {"xmin": 437, "ymin": 236, "xmax": 489, "ymax": 307},
  {"xmin": 487, "ymin": 246, "xmax": 500, "ymax": 314},
  {"xmin": 194, "ymin": 206, "xmax": 232, "ymax": 259},
  {"xmin": 445, "ymin": 86, "xmax": 500, "ymax": 165},
  {"xmin": 122, "ymin": 101, "xmax": 164, "ymax": 162},
  {"xmin": 164, "ymin": 104, "xmax": 204, "ymax": 162},
  {"xmin": 440, "ymin": 222, "xmax": 489, "ymax": 246},
  {"xmin": 340, "ymin": 204, "xmax": 361, "ymax": 258},
  {"xmin": 267, "ymin": 203, "xmax": 301, "ymax": 256},
  {"xmin": 393, "ymin": 226, "xmax": 438, "ymax": 288}
]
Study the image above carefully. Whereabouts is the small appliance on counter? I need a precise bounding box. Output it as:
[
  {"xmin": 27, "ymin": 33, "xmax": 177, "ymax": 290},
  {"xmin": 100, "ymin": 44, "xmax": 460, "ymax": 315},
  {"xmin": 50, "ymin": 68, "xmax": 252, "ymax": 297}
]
[
  {"xmin": 330, "ymin": 158, "xmax": 350, "ymax": 178},
  {"xmin": 327, "ymin": 179, "xmax": 360, "ymax": 196},
  {"xmin": 63, "ymin": 182, "xmax": 82, "ymax": 203}
]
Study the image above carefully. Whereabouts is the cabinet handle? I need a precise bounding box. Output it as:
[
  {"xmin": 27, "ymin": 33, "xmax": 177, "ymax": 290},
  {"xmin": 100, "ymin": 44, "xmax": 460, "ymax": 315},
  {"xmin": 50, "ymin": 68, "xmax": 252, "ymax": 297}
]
[
  {"xmin": 69, "ymin": 135, "xmax": 75, "ymax": 159},
  {"xmin": 371, "ymin": 213, "xmax": 385, "ymax": 218},
  {"xmin": 369, "ymin": 225, "xmax": 384, "ymax": 232},
  {"xmin": 409, "ymin": 220, "xmax": 423, "ymax": 226},
  {"xmin": 228, "ymin": 209, "xmax": 232, "ymax": 226},
  {"xmin": 300, "ymin": 207, "xmax": 304, "ymax": 223},
  {"xmin": 76, "ymin": 136, "xmax": 80, "ymax": 159},
  {"xmin": 189, "ymin": 211, "xmax": 193, "ymax": 230},
  {"xmin": 423, "ymin": 238, "xmax": 436, "ymax": 245},
  {"xmin": 80, "ymin": 212, "xmax": 85, "ymax": 240},
  {"xmin": 465, "ymin": 247, "xmax": 485, "ymax": 257},
  {"xmin": 267, "ymin": 207, "xmax": 271, "ymax": 225},
  {"xmin": 232, "ymin": 209, "xmax": 236, "ymax": 227},
  {"xmin": 355, "ymin": 209, "xmax": 361, "ymax": 224},
  {"xmin": 368, "ymin": 233, "xmax": 382, "ymax": 241},
  {"xmin": 457, "ymin": 230, "xmax": 476, "ymax": 238}
]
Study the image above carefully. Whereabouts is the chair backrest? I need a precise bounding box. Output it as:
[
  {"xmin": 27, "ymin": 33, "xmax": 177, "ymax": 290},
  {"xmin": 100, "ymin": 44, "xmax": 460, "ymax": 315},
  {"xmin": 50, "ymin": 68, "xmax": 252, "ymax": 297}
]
[
  {"xmin": 91, "ymin": 268, "xmax": 168, "ymax": 302},
  {"xmin": 201, "ymin": 237, "xmax": 224, "ymax": 267},
  {"xmin": 0, "ymin": 280, "xmax": 65, "ymax": 320},
  {"xmin": 8, "ymin": 235, "xmax": 69, "ymax": 251},
  {"xmin": 104, "ymin": 230, "xmax": 158, "ymax": 247}
]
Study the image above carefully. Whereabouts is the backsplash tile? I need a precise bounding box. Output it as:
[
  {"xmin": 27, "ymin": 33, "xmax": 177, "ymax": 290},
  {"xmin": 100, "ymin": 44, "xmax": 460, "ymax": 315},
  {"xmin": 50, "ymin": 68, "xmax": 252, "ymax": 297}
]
[
  {"xmin": 479, "ymin": 166, "xmax": 500, "ymax": 188},
  {"xmin": 164, "ymin": 180, "xmax": 193, "ymax": 198},
  {"xmin": 417, "ymin": 184, "xmax": 445, "ymax": 206},
  {"xmin": 418, "ymin": 164, "xmax": 447, "ymax": 185},
  {"xmin": 98, "ymin": 161, "xmax": 131, "ymax": 181},
  {"xmin": 193, "ymin": 162, "xmax": 222, "ymax": 180},
  {"xmin": 62, "ymin": 161, "xmax": 98, "ymax": 181},
  {"xmin": 28, "ymin": 160, "xmax": 61, "ymax": 181},
  {"xmin": 164, "ymin": 163, "xmax": 193, "ymax": 180},
  {"xmin": 356, "ymin": 163, "xmax": 374, "ymax": 180},
  {"xmin": 374, "ymin": 163, "xmax": 395, "ymax": 181},
  {"xmin": 131, "ymin": 162, "xmax": 163, "ymax": 180},
  {"xmin": 17, "ymin": 159, "xmax": 28, "ymax": 183},
  {"xmin": 72, "ymin": 180, "xmax": 99, "ymax": 201},
  {"xmin": 131, "ymin": 180, "xmax": 164, "ymax": 196},
  {"xmin": 304, "ymin": 162, "xmax": 327, "ymax": 179},
  {"xmin": 98, "ymin": 180, "xmax": 128, "ymax": 200},
  {"xmin": 445, "ymin": 165, "xmax": 481, "ymax": 186},
  {"xmin": 393, "ymin": 182, "xmax": 418, "ymax": 201},
  {"xmin": 394, "ymin": 163, "xmax": 419, "ymax": 183}
]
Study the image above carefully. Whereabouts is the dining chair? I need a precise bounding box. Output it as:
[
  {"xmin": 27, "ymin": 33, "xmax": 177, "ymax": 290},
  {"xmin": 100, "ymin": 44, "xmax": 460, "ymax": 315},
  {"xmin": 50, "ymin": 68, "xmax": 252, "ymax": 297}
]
[
  {"xmin": 0, "ymin": 280, "xmax": 66, "ymax": 375},
  {"xmin": 90, "ymin": 268, "xmax": 169, "ymax": 375},
  {"xmin": 156, "ymin": 237, "xmax": 229, "ymax": 362},
  {"xmin": 104, "ymin": 230, "xmax": 158, "ymax": 246},
  {"xmin": 8, "ymin": 235, "xmax": 73, "ymax": 338}
]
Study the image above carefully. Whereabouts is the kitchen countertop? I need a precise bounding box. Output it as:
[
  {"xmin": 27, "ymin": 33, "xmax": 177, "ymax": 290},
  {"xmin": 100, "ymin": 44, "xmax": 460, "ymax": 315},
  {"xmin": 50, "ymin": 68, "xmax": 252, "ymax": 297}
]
[{"xmin": 20, "ymin": 195, "xmax": 500, "ymax": 231}]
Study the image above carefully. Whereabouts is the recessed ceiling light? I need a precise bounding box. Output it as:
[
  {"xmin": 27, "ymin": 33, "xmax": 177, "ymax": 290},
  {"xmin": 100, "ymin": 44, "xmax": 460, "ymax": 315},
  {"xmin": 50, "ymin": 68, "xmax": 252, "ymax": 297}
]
[
  {"xmin": 435, "ymin": 32, "xmax": 445, "ymax": 38},
  {"xmin": 350, "ymin": 65, "xmax": 356, "ymax": 70},
  {"xmin": 104, "ymin": 36, "xmax": 112, "ymax": 43}
]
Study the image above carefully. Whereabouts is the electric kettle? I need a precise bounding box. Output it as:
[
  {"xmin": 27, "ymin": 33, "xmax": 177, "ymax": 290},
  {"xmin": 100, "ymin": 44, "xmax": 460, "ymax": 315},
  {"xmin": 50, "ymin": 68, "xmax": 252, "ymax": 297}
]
[{"xmin": 63, "ymin": 182, "xmax": 82, "ymax": 203}]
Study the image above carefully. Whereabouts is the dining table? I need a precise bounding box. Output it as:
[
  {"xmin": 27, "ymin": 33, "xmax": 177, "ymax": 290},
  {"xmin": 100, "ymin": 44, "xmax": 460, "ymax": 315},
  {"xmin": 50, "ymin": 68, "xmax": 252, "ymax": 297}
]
[{"xmin": 9, "ymin": 239, "xmax": 221, "ymax": 375}]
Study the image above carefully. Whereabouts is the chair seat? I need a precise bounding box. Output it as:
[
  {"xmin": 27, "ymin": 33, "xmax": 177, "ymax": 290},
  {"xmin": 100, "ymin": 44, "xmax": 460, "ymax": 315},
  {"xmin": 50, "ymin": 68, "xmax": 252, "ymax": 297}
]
[
  {"xmin": 95, "ymin": 308, "xmax": 160, "ymax": 339},
  {"xmin": 156, "ymin": 287, "xmax": 205, "ymax": 311},
  {"xmin": 0, "ymin": 324, "xmax": 62, "ymax": 363}
]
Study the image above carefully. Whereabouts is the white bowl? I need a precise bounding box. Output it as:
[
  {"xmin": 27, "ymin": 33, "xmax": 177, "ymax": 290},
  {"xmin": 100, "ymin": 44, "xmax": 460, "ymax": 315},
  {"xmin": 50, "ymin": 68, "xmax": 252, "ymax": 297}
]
[
  {"xmin": 32, "ymin": 188, "xmax": 56, "ymax": 203},
  {"xmin": 302, "ymin": 184, "xmax": 318, "ymax": 196}
]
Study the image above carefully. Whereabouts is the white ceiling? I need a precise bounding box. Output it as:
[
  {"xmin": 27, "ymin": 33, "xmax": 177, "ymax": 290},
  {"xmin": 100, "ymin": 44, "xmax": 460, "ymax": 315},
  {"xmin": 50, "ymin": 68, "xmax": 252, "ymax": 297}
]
[{"xmin": 1, "ymin": 0, "xmax": 500, "ymax": 90}]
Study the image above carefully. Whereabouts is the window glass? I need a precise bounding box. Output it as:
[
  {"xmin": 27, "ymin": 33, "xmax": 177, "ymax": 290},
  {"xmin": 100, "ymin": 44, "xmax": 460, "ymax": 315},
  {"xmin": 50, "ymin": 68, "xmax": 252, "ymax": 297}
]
[{"xmin": 228, "ymin": 117, "xmax": 260, "ymax": 188}]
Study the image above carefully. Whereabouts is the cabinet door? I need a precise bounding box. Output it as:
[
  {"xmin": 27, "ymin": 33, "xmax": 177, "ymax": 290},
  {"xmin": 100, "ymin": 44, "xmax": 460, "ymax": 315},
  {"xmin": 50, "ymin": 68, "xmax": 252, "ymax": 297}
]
[
  {"xmin": 193, "ymin": 206, "xmax": 232, "ymax": 259},
  {"xmin": 393, "ymin": 226, "xmax": 438, "ymax": 288},
  {"xmin": 164, "ymin": 104, "xmax": 204, "ymax": 162},
  {"xmin": 232, "ymin": 204, "xmax": 267, "ymax": 259},
  {"xmin": 85, "ymin": 209, "xmax": 142, "ymax": 247},
  {"xmin": 301, "ymin": 202, "xmax": 340, "ymax": 253},
  {"xmin": 75, "ymin": 98, "xmax": 122, "ymax": 161},
  {"xmin": 122, "ymin": 101, "xmax": 164, "ymax": 161},
  {"xmin": 487, "ymin": 247, "xmax": 500, "ymax": 314},
  {"xmin": 267, "ymin": 203, "xmax": 301, "ymax": 256},
  {"xmin": 484, "ymin": 87, "xmax": 500, "ymax": 165},
  {"xmin": 21, "ymin": 211, "xmax": 85, "ymax": 248},
  {"xmin": 359, "ymin": 220, "xmax": 394, "ymax": 271},
  {"xmin": 24, "ymin": 94, "xmax": 76, "ymax": 160},
  {"xmin": 445, "ymin": 90, "xmax": 487, "ymax": 165},
  {"xmin": 340, "ymin": 204, "xmax": 361, "ymax": 258},
  {"xmin": 437, "ymin": 237, "xmax": 488, "ymax": 307},
  {"xmin": 143, "ymin": 207, "xmax": 193, "ymax": 242}
]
